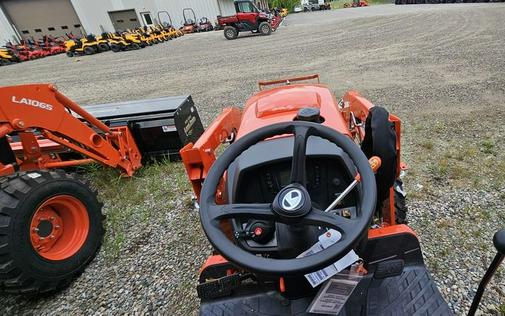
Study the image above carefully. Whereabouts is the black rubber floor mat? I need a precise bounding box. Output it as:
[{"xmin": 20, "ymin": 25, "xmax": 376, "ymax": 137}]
[
  {"xmin": 200, "ymin": 265, "xmax": 452, "ymax": 316},
  {"xmin": 367, "ymin": 266, "xmax": 452, "ymax": 316}
]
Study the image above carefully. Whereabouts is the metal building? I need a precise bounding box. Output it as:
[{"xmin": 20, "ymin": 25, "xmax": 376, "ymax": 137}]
[{"xmin": 0, "ymin": 0, "xmax": 251, "ymax": 43}]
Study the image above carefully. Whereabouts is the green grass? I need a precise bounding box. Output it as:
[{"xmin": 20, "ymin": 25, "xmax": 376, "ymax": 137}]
[{"xmin": 84, "ymin": 160, "xmax": 192, "ymax": 259}]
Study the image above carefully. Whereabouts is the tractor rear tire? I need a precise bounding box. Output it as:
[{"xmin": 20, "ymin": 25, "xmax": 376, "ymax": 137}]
[
  {"xmin": 258, "ymin": 22, "xmax": 272, "ymax": 36},
  {"xmin": 84, "ymin": 47, "xmax": 95, "ymax": 55},
  {"xmin": 394, "ymin": 179, "xmax": 408, "ymax": 224},
  {"xmin": 0, "ymin": 170, "xmax": 104, "ymax": 294},
  {"xmin": 66, "ymin": 51, "xmax": 74, "ymax": 57},
  {"xmin": 223, "ymin": 26, "xmax": 238, "ymax": 40}
]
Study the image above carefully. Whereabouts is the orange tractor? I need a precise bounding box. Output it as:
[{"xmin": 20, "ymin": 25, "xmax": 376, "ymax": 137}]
[
  {"xmin": 0, "ymin": 84, "xmax": 203, "ymax": 293},
  {"xmin": 181, "ymin": 75, "xmax": 504, "ymax": 315}
]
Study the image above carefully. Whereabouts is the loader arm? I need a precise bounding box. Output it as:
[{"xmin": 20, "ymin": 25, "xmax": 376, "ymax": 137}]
[
  {"xmin": 180, "ymin": 107, "xmax": 242, "ymax": 200},
  {"xmin": 0, "ymin": 84, "xmax": 142, "ymax": 176}
]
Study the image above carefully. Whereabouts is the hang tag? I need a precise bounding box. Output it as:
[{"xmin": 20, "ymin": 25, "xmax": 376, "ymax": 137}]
[
  {"xmin": 298, "ymin": 243, "xmax": 337, "ymax": 287},
  {"xmin": 306, "ymin": 267, "xmax": 363, "ymax": 315},
  {"xmin": 298, "ymin": 230, "xmax": 359, "ymax": 288},
  {"xmin": 318, "ymin": 229, "xmax": 342, "ymax": 249}
]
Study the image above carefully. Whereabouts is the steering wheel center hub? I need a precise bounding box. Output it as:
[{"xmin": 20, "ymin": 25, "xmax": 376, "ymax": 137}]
[{"xmin": 273, "ymin": 184, "xmax": 312, "ymax": 219}]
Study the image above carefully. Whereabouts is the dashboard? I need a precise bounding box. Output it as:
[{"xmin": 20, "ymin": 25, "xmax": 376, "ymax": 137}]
[{"xmin": 225, "ymin": 136, "xmax": 360, "ymax": 255}]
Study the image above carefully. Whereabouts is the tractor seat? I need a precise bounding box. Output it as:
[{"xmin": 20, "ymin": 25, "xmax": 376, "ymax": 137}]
[{"xmin": 200, "ymin": 264, "xmax": 452, "ymax": 316}]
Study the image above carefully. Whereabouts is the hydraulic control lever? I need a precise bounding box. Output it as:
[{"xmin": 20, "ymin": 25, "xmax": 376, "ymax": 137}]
[
  {"xmin": 325, "ymin": 156, "xmax": 381, "ymax": 212},
  {"xmin": 468, "ymin": 228, "xmax": 505, "ymax": 316}
]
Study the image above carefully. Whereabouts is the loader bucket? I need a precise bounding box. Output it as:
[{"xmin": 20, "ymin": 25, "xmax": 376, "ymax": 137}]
[{"xmin": 82, "ymin": 95, "xmax": 204, "ymax": 161}]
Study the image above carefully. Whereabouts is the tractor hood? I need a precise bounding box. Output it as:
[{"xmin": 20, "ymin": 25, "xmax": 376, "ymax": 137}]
[{"xmin": 236, "ymin": 84, "xmax": 351, "ymax": 139}]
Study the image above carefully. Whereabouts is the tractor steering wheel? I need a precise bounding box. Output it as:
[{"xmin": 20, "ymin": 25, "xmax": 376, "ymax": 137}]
[{"xmin": 199, "ymin": 121, "xmax": 377, "ymax": 275}]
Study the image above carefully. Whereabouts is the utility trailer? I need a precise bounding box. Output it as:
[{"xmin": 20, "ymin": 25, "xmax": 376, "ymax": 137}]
[{"xmin": 0, "ymin": 84, "xmax": 203, "ymax": 294}]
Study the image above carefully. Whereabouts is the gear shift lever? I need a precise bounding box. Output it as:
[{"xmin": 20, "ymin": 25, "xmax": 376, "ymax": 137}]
[{"xmin": 468, "ymin": 229, "xmax": 505, "ymax": 316}]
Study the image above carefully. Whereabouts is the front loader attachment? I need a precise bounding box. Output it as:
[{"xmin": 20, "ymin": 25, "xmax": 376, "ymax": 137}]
[
  {"xmin": 82, "ymin": 95, "xmax": 204, "ymax": 161},
  {"xmin": 0, "ymin": 84, "xmax": 204, "ymax": 177}
]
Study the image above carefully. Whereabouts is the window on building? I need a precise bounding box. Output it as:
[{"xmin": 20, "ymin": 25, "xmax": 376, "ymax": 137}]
[
  {"xmin": 141, "ymin": 12, "xmax": 153, "ymax": 25},
  {"xmin": 74, "ymin": 24, "xmax": 81, "ymax": 28},
  {"xmin": 22, "ymin": 30, "xmax": 29, "ymax": 34},
  {"xmin": 130, "ymin": 18, "xmax": 137, "ymax": 22},
  {"xmin": 48, "ymin": 27, "xmax": 55, "ymax": 31},
  {"xmin": 61, "ymin": 26, "xmax": 68, "ymax": 29},
  {"xmin": 34, "ymin": 29, "xmax": 42, "ymax": 32}
]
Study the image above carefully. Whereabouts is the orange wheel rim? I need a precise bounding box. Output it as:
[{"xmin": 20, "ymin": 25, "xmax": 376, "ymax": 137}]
[{"xmin": 30, "ymin": 195, "xmax": 89, "ymax": 261}]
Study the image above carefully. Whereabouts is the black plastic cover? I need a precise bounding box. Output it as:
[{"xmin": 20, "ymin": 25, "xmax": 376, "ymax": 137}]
[{"xmin": 82, "ymin": 95, "xmax": 204, "ymax": 159}]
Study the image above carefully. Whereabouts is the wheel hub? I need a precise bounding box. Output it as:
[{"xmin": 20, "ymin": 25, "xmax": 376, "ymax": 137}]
[
  {"xmin": 29, "ymin": 195, "xmax": 89, "ymax": 261},
  {"xmin": 30, "ymin": 208, "xmax": 64, "ymax": 254}
]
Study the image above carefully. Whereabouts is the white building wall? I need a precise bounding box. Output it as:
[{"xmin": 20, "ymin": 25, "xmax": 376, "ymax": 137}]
[
  {"xmin": 0, "ymin": 6, "xmax": 18, "ymax": 43},
  {"xmin": 71, "ymin": 0, "xmax": 236, "ymax": 34},
  {"xmin": 0, "ymin": 0, "xmax": 237, "ymax": 42}
]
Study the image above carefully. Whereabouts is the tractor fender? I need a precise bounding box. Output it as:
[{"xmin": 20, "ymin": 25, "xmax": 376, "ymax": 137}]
[{"xmin": 361, "ymin": 106, "xmax": 397, "ymax": 205}]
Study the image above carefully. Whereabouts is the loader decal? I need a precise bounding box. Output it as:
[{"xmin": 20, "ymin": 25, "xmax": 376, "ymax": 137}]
[{"xmin": 12, "ymin": 96, "xmax": 53, "ymax": 111}]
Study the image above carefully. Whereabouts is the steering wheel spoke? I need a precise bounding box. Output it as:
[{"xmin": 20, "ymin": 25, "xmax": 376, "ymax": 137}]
[
  {"xmin": 209, "ymin": 203, "xmax": 274, "ymax": 221},
  {"xmin": 302, "ymin": 209, "xmax": 356, "ymax": 236},
  {"xmin": 290, "ymin": 125, "xmax": 312, "ymax": 185}
]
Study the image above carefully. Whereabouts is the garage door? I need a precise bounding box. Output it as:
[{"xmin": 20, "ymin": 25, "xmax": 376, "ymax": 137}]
[
  {"xmin": 109, "ymin": 10, "xmax": 140, "ymax": 32},
  {"xmin": 1, "ymin": 0, "xmax": 83, "ymax": 40}
]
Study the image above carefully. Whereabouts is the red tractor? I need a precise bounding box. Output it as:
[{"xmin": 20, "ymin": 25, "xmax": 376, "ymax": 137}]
[
  {"xmin": 217, "ymin": 0, "xmax": 282, "ymax": 40},
  {"xmin": 181, "ymin": 75, "xmax": 504, "ymax": 315}
]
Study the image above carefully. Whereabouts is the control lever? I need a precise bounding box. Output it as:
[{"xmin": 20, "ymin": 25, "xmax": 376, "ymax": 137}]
[
  {"xmin": 324, "ymin": 156, "xmax": 381, "ymax": 213},
  {"xmin": 468, "ymin": 229, "xmax": 505, "ymax": 316}
]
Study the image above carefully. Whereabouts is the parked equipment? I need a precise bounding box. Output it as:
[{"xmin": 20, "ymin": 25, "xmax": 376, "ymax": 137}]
[
  {"xmin": 157, "ymin": 11, "xmax": 184, "ymax": 37},
  {"xmin": 64, "ymin": 33, "xmax": 101, "ymax": 57},
  {"xmin": 181, "ymin": 74, "xmax": 504, "ymax": 315},
  {"xmin": 0, "ymin": 84, "xmax": 204, "ymax": 294},
  {"xmin": 182, "ymin": 8, "xmax": 198, "ymax": 34},
  {"xmin": 344, "ymin": 0, "xmax": 369, "ymax": 7},
  {"xmin": 396, "ymin": 0, "xmax": 504, "ymax": 4},
  {"xmin": 302, "ymin": 0, "xmax": 331, "ymax": 11},
  {"xmin": 217, "ymin": 0, "xmax": 283, "ymax": 40},
  {"xmin": 198, "ymin": 17, "xmax": 214, "ymax": 32},
  {"xmin": 0, "ymin": 48, "xmax": 20, "ymax": 65}
]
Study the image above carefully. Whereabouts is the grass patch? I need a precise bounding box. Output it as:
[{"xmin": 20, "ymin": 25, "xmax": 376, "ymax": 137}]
[
  {"xmin": 85, "ymin": 160, "xmax": 191, "ymax": 259},
  {"xmin": 480, "ymin": 139, "xmax": 496, "ymax": 155},
  {"xmin": 420, "ymin": 140, "xmax": 434, "ymax": 150}
]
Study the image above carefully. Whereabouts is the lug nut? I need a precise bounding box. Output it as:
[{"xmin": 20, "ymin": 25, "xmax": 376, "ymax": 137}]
[
  {"xmin": 50, "ymin": 216, "xmax": 55, "ymax": 221},
  {"xmin": 32, "ymin": 227, "xmax": 39, "ymax": 232}
]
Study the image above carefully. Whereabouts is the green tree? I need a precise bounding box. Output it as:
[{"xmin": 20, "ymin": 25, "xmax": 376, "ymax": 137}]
[{"xmin": 269, "ymin": 0, "xmax": 301, "ymax": 11}]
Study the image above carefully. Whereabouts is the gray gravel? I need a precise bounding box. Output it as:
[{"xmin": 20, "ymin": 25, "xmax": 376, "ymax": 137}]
[{"xmin": 1, "ymin": 3, "xmax": 504, "ymax": 315}]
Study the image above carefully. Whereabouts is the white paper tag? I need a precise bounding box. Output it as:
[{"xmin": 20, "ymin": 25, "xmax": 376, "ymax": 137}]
[
  {"xmin": 334, "ymin": 250, "xmax": 359, "ymax": 273},
  {"xmin": 298, "ymin": 230, "xmax": 359, "ymax": 288},
  {"xmin": 298, "ymin": 243, "xmax": 337, "ymax": 287},
  {"xmin": 307, "ymin": 269, "xmax": 362, "ymax": 315},
  {"xmin": 318, "ymin": 229, "xmax": 342, "ymax": 249},
  {"xmin": 27, "ymin": 172, "xmax": 41, "ymax": 179}
]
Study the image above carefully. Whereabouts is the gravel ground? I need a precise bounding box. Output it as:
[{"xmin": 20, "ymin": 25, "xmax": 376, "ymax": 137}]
[{"xmin": 1, "ymin": 3, "xmax": 504, "ymax": 315}]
